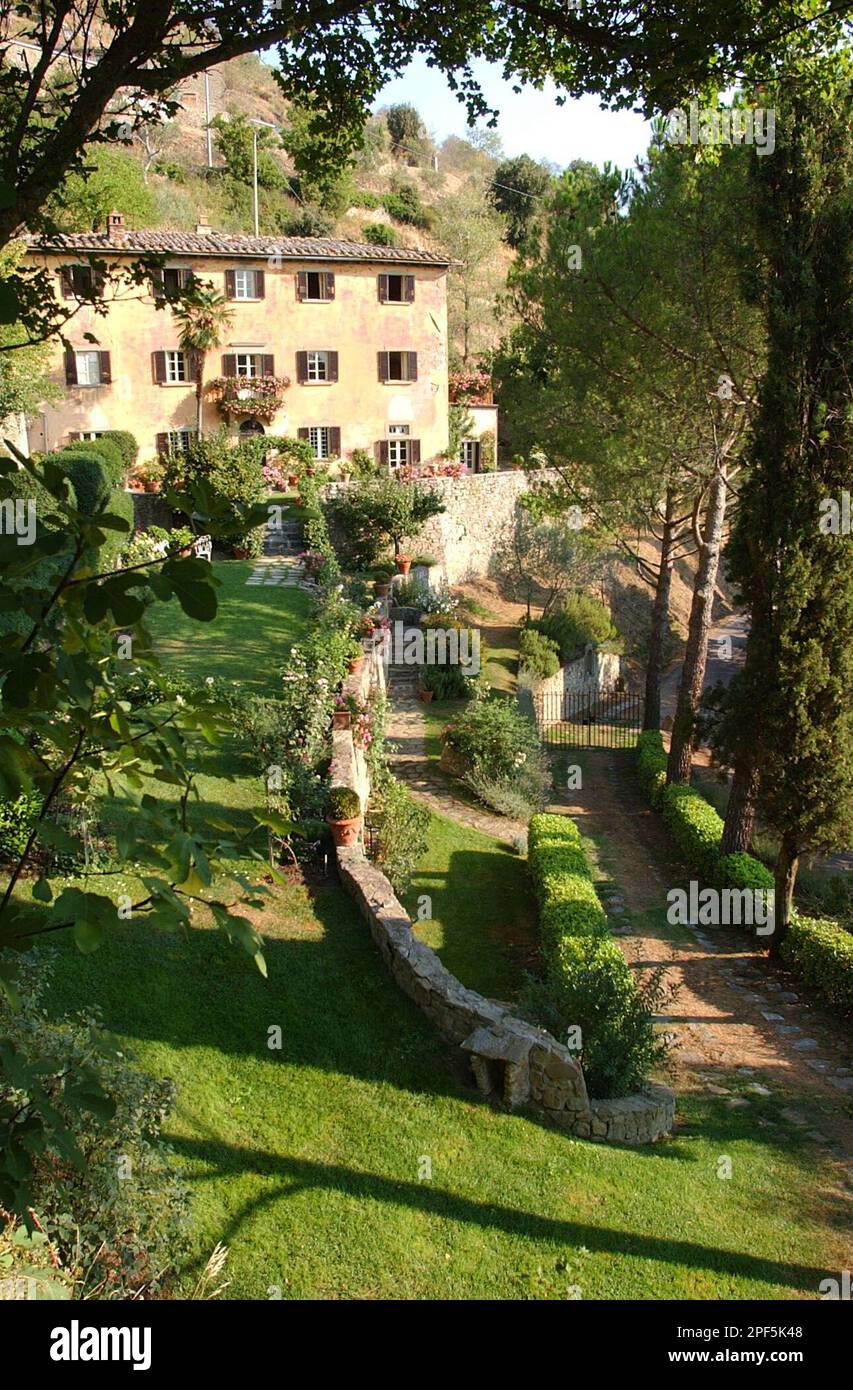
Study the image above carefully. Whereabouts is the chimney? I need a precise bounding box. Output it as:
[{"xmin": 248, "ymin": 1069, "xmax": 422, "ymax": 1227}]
[
  {"xmin": 106, "ymin": 209, "xmax": 124, "ymax": 241},
  {"xmin": 196, "ymin": 220, "xmax": 213, "ymax": 235}
]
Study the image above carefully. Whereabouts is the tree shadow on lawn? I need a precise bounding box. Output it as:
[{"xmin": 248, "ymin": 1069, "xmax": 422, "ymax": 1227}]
[
  {"xmin": 167, "ymin": 1134, "xmax": 839, "ymax": 1295},
  {"xmin": 41, "ymin": 880, "xmax": 462, "ymax": 1101}
]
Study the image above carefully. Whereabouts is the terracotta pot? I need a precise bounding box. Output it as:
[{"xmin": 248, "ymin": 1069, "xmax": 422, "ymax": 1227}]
[
  {"xmin": 179, "ymin": 545, "xmax": 193, "ymax": 558},
  {"xmin": 375, "ymin": 582, "xmax": 390, "ymax": 597},
  {"xmin": 332, "ymin": 709, "xmax": 351, "ymax": 730},
  {"xmin": 144, "ymin": 480, "xmax": 161, "ymax": 493},
  {"xmin": 327, "ymin": 814, "xmax": 361, "ymax": 847},
  {"xmin": 288, "ymin": 475, "xmax": 299, "ymax": 487},
  {"xmin": 397, "ymin": 555, "xmax": 413, "ymax": 576},
  {"xmin": 418, "ymin": 688, "xmax": 434, "ymax": 703},
  {"xmin": 233, "ymin": 546, "xmax": 249, "ymax": 560},
  {"xmin": 347, "ymin": 656, "xmax": 365, "ymax": 676}
]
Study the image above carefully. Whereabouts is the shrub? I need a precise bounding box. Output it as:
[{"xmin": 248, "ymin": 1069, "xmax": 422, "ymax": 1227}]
[
  {"xmin": 327, "ymin": 786, "xmax": 361, "ymax": 820},
  {"xmin": 77, "ymin": 435, "xmax": 125, "ymax": 487},
  {"xmin": 780, "ymin": 912, "xmax": 853, "ymax": 1015},
  {"xmin": 463, "ymin": 768, "xmax": 545, "ymax": 821},
  {"xmin": 422, "ymin": 662, "xmax": 471, "ymax": 699},
  {"xmin": 100, "ymin": 430, "xmax": 138, "ymax": 470},
  {"xmin": 363, "ymin": 222, "xmax": 398, "ymax": 246},
  {"xmin": 519, "ymin": 628, "xmax": 560, "ymax": 680},
  {"xmin": 349, "ymin": 448, "xmax": 377, "ymax": 480},
  {"xmin": 525, "ymin": 813, "xmax": 668, "ymax": 1097},
  {"xmin": 0, "ymin": 791, "xmax": 41, "ymax": 861},
  {"xmin": 529, "ymin": 593, "xmax": 620, "ymax": 661},
  {"xmin": 635, "ymin": 730, "xmax": 668, "ymax": 809},
  {"xmin": 442, "ymin": 698, "xmax": 540, "ymax": 783},
  {"xmin": 162, "ymin": 431, "xmax": 265, "ymax": 552},
  {"xmin": 0, "ymin": 956, "xmax": 189, "ymax": 1298},
  {"xmin": 54, "ymin": 446, "xmax": 113, "ymax": 514},
  {"xmin": 0, "ymin": 464, "xmax": 78, "ymax": 638},
  {"xmin": 716, "ymin": 852, "xmax": 774, "ymax": 892},
  {"xmin": 660, "ymin": 782, "xmax": 723, "ymax": 881},
  {"xmin": 370, "ymin": 773, "xmax": 430, "ymax": 893},
  {"xmin": 382, "ymin": 182, "xmax": 433, "ymax": 228},
  {"xmin": 100, "ymin": 486, "xmax": 134, "ymax": 569}
]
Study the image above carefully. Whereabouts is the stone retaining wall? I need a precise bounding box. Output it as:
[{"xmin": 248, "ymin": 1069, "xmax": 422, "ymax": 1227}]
[{"xmin": 330, "ymin": 685, "xmax": 675, "ymax": 1144}]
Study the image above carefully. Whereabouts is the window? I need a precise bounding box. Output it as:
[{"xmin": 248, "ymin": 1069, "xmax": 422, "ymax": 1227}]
[
  {"xmin": 80, "ymin": 431, "xmax": 104, "ymax": 440},
  {"xmin": 296, "ymin": 270, "xmax": 335, "ymax": 302},
  {"xmin": 234, "ymin": 269, "xmax": 257, "ymax": 300},
  {"xmin": 307, "ymin": 351, "xmax": 328, "ymax": 382},
  {"xmin": 236, "ymin": 352, "xmax": 259, "ymax": 379},
  {"xmin": 378, "ymin": 273, "xmax": 415, "ymax": 303},
  {"xmin": 154, "ymin": 268, "xmax": 194, "ymax": 298},
  {"xmin": 378, "ymin": 350, "xmax": 417, "ymax": 383},
  {"xmin": 461, "ymin": 439, "xmax": 481, "ymax": 471},
  {"xmin": 75, "ymin": 350, "xmax": 102, "ymax": 387},
  {"xmin": 308, "ymin": 426, "xmax": 331, "ymax": 460},
  {"xmin": 166, "ymin": 429, "xmax": 196, "ymax": 454},
  {"xmin": 388, "ymin": 423, "xmax": 410, "ymax": 469},
  {"xmin": 60, "ymin": 265, "xmax": 103, "ymax": 298},
  {"xmin": 165, "ymin": 350, "xmax": 187, "ymax": 383}
]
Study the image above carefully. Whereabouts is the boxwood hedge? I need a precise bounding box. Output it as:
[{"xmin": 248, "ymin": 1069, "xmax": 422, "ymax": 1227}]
[{"xmin": 780, "ymin": 913, "xmax": 853, "ymax": 1015}]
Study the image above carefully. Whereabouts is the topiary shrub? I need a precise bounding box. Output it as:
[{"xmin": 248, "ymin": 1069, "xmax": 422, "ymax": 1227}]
[
  {"xmin": 78, "ymin": 436, "xmax": 124, "ymax": 487},
  {"xmin": 635, "ymin": 729, "xmax": 668, "ymax": 809},
  {"xmin": 327, "ymin": 786, "xmax": 361, "ymax": 821},
  {"xmin": 716, "ymin": 851, "xmax": 774, "ymax": 893},
  {"xmin": 100, "ymin": 430, "xmax": 138, "ymax": 471},
  {"xmin": 54, "ymin": 446, "xmax": 113, "ymax": 515},
  {"xmin": 780, "ymin": 912, "xmax": 853, "ymax": 1015},
  {"xmin": 660, "ymin": 782, "xmax": 724, "ymax": 882}
]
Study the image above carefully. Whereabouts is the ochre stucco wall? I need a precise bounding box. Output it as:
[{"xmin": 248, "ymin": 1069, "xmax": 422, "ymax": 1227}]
[{"xmin": 25, "ymin": 253, "xmax": 450, "ymax": 464}]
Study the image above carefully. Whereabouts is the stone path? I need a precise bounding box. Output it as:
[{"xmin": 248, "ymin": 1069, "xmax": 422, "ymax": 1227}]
[
  {"xmin": 246, "ymin": 514, "xmax": 312, "ymax": 588},
  {"xmin": 559, "ymin": 750, "xmax": 853, "ymax": 1162}
]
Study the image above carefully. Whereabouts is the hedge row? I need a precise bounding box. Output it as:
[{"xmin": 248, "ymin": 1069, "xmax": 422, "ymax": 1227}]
[
  {"xmin": 635, "ymin": 731, "xmax": 852, "ymax": 1015},
  {"xmin": 780, "ymin": 913, "xmax": 853, "ymax": 1015},
  {"xmin": 636, "ymin": 731, "xmax": 773, "ymax": 892},
  {"xmin": 527, "ymin": 813, "xmax": 667, "ymax": 1098}
]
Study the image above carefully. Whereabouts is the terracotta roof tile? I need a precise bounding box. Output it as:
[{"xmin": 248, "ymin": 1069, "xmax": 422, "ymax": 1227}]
[{"xmin": 26, "ymin": 229, "xmax": 452, "ymax": 267}]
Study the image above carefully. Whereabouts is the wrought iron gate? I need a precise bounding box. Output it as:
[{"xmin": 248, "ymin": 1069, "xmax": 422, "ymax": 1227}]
[{"xmin": 533, "ymin": 689, "xmax": 643, "ymax": 749}]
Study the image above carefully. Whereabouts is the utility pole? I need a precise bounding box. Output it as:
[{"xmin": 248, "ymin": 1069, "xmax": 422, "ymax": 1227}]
[
  {"xmin": 204, "ymin": 71, "xmax": 212, "ymax": 169},
  {"xmin": 249, "ymin": 118, "xmax": 278, "ymax": 237}
]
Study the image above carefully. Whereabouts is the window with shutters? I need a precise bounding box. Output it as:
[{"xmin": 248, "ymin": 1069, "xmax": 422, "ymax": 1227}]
[
  {"xmin": 233, "ymin": 268, "xmax": 260, "ymax": 300},
  {"xmin": 388, "ymin": 423, "xmax": 410, "ymax": 469},
  {"xmin": 75, "ymin": 350, "xmax": 102, "ymax": 386},
  {"xmin": 165, "ymin": 350, "xmax": 187, "ymax": 384},
  {"xmin": 61, "ymin": 265, "xmax": 102, "ymax": 298},
  {"xmin": 166, "ymin": 429, "xmax": 197, "ymax": 455},
  {"xmin": 385, "ymin": 350, "xmax": 416, "ymax": 382},
  {"xmin": 307, "ymin": 351, "xmax": 328, "ymax": 382},
  {"xmin": 304, "ymin": 270, "xmax": 333, "ymax": 301}
]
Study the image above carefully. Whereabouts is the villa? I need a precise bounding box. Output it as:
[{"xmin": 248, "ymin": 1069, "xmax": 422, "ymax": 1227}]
[{"xmin": 22, "ymin": 214, "xmax": 494, "ymax": 468}]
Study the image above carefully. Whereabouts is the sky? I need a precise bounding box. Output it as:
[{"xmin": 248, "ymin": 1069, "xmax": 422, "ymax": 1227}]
[{"xmin": 374, "ymin": 55, "xmax": 653, "ymax": 171}]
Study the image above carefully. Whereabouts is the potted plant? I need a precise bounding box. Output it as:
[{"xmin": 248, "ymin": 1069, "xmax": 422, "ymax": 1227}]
[
  {"xmin": 346, "ymin": 639, "xmax": 365, "ymax": 676},
  {"xmin": 332, "ymin": 694, "xmax": 352, "ymax": 729},
  {"xmin": 141, "ymin": 460, "xmax": 164, "ymax": 493},
  {"xmin": 326, "ymin": 786, "xmax": 362, "ymax": 847},
  {"xmin": 374, "ymin": 567, "xmax": 393, "ymax": 597},
  {"xmin": 396, "ymin": 554, "xmax": 413, "ymax": 576}
]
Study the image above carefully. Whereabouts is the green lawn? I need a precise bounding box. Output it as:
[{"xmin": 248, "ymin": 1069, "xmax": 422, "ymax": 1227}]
[
  {"xmin": 146, "ymin": 560, "xmax": 313, "ymax": 697},
  {"xmin": 403, "ymin": 810, "xmax": 536, "ymax": 1000},
  {"xmin": 32, "ymin": 560, "xmax": 849, "ymax": 1299}
]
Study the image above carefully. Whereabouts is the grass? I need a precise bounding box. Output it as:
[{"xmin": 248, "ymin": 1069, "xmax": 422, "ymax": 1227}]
[
  {"xmin": 31, "ymin": 557, "xmax": 849, "ymax": 1299},
  {"xmin": 402, "ymin": 810, "xmax": 536, "ymax": 1000},
  {"xmin": 146, "ymin": 560, "xmax": 313, "ymax": 696}
]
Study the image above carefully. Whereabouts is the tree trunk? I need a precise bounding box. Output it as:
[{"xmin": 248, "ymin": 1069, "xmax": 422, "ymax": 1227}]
[
  {"xmin": 667, "ymin": 464, "xmax": 728, "ymax": 784},
  {"xmin": 196, "ymin": 352, "xmax": 204, "ymax": 437},
  {"xmin": 643, "ymin": 488, "xmax": 676, "ymax": 730},
  {"xmin": 770, "ymin": 833, "xmax": 799, "ymax": 954},
  {"xmin": 720, "ymin": 753, "xmax": 759, "ymax": 855}
]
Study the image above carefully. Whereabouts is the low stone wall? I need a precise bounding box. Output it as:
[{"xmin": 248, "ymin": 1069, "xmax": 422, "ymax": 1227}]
[
  {"xmin": 129, "ymin": 490, "xmax": 174, "ymax": 531},
  {"xmin": 532, "ymin": 646, "xmax": 623, "ymax": 702},
  {"xmin": 330, "ymin": 680, "xmax": 675, "ymax": 1144}
]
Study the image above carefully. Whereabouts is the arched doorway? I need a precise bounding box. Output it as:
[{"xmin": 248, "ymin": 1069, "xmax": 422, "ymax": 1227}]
[{"xmin": 239, "ymin": 417, "xmax": 266, "ymax": 436}]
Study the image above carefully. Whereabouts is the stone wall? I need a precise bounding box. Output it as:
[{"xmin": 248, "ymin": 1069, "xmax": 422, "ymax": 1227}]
[
  {"xmin": 532, "ymin": 646, "xmax": 623, "ymax": 702},
  {"xmin": 330, "ymin": 674, "xmax": 676, "ymax": 1144},
  {"xmin": 325, "ymin": 468, "xmax": 540, "ymax": 587},
  {"xmin": 129, "ymin": 490, "xmax": 174, "ymax": 531}
]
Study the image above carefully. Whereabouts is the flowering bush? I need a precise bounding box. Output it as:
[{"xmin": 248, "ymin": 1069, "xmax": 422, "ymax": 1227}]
[
  {"xmin": 449, "ymin": 367, "xmax": 493, "ymax": 404},
  {"xmin": 443, "ymin": 697, "xmax": 548, "ymax": 817},
  {"xmin": 262, "ymin": 459, "xmax": 289, "ymax": 490},
  {"xmin": 207, "ymin": 374, "xmax": 290, "ymax": 424}
]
